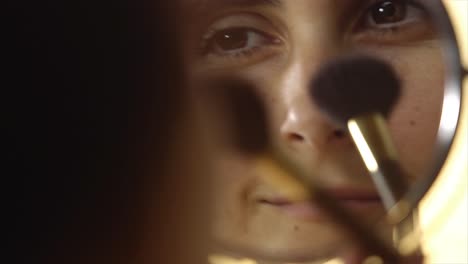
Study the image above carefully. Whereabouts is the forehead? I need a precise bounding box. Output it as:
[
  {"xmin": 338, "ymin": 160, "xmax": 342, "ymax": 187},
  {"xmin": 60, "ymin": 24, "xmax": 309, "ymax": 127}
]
[
  {"xmin": 183, "ymin": 0, "xmax": 281, "ymax": 6},
  {"xmin": 181, "ymin": 0, "xmax": 281, "ymax": 12},
  {"xmin": 180, "ymin": 0, "xmax": 360, "ymax": 16}
]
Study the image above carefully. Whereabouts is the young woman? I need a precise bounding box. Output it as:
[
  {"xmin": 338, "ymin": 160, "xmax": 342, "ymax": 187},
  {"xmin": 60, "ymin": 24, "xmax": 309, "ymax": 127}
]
[{"xmin": 181, "ymin": 0, "xmax": 444, "ymax": 263}]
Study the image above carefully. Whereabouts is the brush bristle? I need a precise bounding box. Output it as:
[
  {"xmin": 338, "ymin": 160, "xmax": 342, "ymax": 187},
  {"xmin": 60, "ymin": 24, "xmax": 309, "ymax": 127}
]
[
  {"xmin": 310, "ymin": 54, "xmax": 401, "ymax": 127},
  {"xmin": 204, "ymin": 79, "xmax": 269, "ymax": 154}
]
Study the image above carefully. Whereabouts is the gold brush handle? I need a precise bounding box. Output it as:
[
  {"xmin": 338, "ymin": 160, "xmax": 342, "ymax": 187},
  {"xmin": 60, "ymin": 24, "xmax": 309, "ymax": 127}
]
[{"xmin": 254, "ymin": 151, "xmax": 402, "ymax": 263}]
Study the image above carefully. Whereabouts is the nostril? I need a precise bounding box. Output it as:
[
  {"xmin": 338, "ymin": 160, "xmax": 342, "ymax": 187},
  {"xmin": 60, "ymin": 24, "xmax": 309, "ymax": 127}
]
[
  {"xmin": 287, "ymin": 132, "xmax": 305, "ymax": 142},
  {"xmin": 333, "ymin": 130, "xmax": 346, "ymax": 138}
]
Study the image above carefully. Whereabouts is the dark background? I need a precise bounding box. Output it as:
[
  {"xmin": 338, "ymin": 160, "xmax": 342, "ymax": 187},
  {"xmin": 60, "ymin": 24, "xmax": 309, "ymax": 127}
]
[{"xmin": 5, "ymin": 1, "xmax": 184, "ymax": 263}]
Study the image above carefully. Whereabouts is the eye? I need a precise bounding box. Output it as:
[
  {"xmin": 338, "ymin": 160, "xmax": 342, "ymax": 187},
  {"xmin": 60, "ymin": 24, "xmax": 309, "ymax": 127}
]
[
  {"xmin": 365, "ymin": 0, "xmax": 425, "ymax": 29},
  {"xmin": 353, "ymin": 0, "xmax": 433, "ymax": 43},
  {"xmin": 371, "ymin": 1, "xmax": 406, "ymax": 24},
  {"xmin": 203, "ymin": 27, "xmax": 279, "ymax": 56}
]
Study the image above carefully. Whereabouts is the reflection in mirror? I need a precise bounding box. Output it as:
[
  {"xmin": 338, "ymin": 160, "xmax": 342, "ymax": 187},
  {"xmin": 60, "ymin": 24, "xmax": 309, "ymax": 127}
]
[{"xmin": 178, "ymin": 0, "xmax": 463, "ymax": 263}]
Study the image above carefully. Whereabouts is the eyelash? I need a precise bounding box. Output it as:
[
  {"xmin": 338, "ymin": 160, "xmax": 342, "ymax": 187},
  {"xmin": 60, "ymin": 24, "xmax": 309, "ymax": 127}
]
[
  {"xmin": 199, "ymin": 0, "xmax": 429, "ymax": 60},
  {"xmin": 199, "ymin": 26, "xmax": 281, "ymax": 63},
  {"xmin": 357, "ymin": 0, "xmax": 427, "ymax": 36}
]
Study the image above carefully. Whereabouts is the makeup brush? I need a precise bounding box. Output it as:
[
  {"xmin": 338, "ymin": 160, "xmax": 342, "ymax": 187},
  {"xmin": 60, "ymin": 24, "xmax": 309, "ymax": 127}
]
[
  {"xmin": 200, "ymin": 79, "xmax": 270, "ymax": 155},
  {"xmin": 205, "ymin": 78, "xmax": 401, "ymax": 261},
  {"xmin": 310, "ymin": 54, "xmax": 409, "ymax": 211}
]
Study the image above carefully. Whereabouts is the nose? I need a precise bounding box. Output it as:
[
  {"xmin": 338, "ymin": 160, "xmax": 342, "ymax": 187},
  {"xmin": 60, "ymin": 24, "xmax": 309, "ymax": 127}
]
[
  {"xmin": 276, "ymin": 16, "xmax": 350, "ymax": 154},
  {"xmin": 278, "ymin": 58, "xmax": 351, "ymax": 153},
  {"xmin": 280, "ymin": 92, "xmax": 348, "ymax": 152}
]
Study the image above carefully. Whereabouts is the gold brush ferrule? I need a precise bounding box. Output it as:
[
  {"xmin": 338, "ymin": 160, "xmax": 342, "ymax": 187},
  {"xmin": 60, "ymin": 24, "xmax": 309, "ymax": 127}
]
[
  {"xmin": 253, "ymin": 151, "xmax": 401, "ymax": 262},
  {"xmin": 347, "ymin": 113, "xmax": 407, "ymax": 210},
  {"xmin": 348, "ymin": 113, "xmax": 417, "ymax": 251},
  {"xmin": 347, "ymin": 113, "xmax": 399, "ymax": 171}
]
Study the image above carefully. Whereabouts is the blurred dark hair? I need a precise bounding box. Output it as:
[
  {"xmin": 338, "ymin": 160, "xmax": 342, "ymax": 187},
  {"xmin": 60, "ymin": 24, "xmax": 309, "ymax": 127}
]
[{"xmin": 5, "ymin": 1, "xmax": 185, "ymax": 263}]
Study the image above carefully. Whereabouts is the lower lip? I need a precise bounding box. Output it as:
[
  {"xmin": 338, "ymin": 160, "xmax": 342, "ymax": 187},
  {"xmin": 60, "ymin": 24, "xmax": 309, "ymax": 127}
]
[{"xmin": 260, "ymin": 199, "xmax": 382, "ymax": 221}]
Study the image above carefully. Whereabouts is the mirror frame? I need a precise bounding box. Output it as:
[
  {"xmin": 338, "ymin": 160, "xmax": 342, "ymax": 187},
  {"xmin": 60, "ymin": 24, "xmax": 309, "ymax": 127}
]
[{"xmin": 403, "ymin": 0, "xmax": 466, "ymax": 212}]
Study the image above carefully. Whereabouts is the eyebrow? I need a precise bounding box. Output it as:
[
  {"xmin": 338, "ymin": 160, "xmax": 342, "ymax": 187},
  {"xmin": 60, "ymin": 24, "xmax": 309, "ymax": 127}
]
[
  {"xmin": 219, "ymin": 0, "xmax": 282, "ymax": 7},
  {"xmin": 183, "ymin": 0, "xmax": 283, "ymax": 15}
]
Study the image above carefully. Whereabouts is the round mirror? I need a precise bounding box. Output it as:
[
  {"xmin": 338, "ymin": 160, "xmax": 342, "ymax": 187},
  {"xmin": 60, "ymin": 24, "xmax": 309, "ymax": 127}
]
[{"xmin": 178, "ymin": 0, "xmax": 465, "ymax": 263}]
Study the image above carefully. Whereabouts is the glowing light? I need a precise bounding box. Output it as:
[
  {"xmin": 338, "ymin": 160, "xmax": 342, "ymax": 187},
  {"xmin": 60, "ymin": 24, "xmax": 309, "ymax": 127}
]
[
  {"xmin": 419, "ymin": 2, "xmax": 468, "ymax": 262},
  {"xmin": 348, "ymin": 120, "xmax": 379, "ymax": 173},
  {"xmin": 208, "ymin": 255, "xmax": 257, "ymax": 264},
  {"xmin": 439, "ymin": 87, "xmax": 461, "ymax": 136},
  {"xmin": 322, "ymin": 258, "xmax": 344, "ymax": 264},
  {"xmin": 419, "ymin": 77, "xmax": 468, "ymax": 264}
]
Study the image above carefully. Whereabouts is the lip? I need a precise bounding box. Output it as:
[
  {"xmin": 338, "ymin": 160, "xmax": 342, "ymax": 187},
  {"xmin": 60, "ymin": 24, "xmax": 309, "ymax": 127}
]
[{"xmin": 257, "ymin": 188, "xmax": 383, "ymax": 221}]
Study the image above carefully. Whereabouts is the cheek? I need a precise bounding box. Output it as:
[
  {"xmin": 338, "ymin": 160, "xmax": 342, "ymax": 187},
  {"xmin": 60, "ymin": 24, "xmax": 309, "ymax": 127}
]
[{"xmin": 386, "ymin": 46, "xmax": 445, "ymax": 179}]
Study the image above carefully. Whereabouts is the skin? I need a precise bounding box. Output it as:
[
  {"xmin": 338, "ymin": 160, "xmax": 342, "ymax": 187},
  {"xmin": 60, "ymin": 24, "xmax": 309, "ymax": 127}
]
[{"xmin": 181, "ymin": 0, "xmax": 444, "ymax": 263}]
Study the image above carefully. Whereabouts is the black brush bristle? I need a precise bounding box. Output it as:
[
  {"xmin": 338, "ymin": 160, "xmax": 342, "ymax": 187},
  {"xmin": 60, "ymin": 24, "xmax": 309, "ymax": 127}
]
[
  {"xmin": 310, "ymin": 54, "xmax": 401, "ymax": 127},
  {"xmin": 203, "ymin": 79, "xmax": 269, "ymax": 154}
]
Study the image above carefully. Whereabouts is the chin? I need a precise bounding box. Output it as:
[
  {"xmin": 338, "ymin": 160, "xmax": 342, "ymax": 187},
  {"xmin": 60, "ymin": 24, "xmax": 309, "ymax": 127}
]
[
  {"xmin": 217, "ymin": 242, "xmax": 340, "ymax": 263},
  {"xmin": 213, "ymin": 224, "xmax": 348, "ymax": 263}
]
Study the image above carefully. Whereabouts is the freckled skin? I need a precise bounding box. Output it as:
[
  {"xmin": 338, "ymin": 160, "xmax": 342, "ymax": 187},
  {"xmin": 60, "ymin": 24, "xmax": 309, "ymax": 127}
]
[{"xmin": 182, "ymin": 0, "xmax": 444, "ymax": 263}]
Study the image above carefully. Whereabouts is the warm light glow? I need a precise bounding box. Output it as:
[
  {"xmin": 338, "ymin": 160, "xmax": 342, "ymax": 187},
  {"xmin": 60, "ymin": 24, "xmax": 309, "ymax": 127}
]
[
  {"xmin": 322, "ymin": 258, "xmax": 345, "ymax": 264},
  {"xmin": 208, "ymin": 255, "xmax": 257, "ymax": 264},
  {"xmin": 439, "ymin": 88, "xmax": 461, "ymax": 135},
  {"xmin": 348, "ymin": 120, "xmax": 379, "ymax": 172},
  {"xmin": 419, "ymin": 1, "xmax": 468, "ymax": 263},
  {"xmin": 420, "ymin": 76, "xmax": 468, "ymax": 264}
]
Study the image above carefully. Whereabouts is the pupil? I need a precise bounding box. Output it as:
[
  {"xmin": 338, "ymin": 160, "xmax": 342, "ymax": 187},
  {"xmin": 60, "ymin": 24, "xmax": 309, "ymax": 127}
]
[
  {"xmin": 372, "ymin": 1, "xmax": 406, "ymax": 24},
  {"xmin": 378, "ymin": 2, "xmax": 396, "ymax": 17},
  {"xmin": 215, "ymin": 28, "xmax": 248, "ymax": 51}
]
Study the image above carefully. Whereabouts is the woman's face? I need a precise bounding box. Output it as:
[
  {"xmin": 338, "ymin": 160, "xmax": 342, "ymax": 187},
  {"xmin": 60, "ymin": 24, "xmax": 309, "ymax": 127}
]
[{"xmin": 182, "ymin": 0, "xmax": 444, "ymax": 262}]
